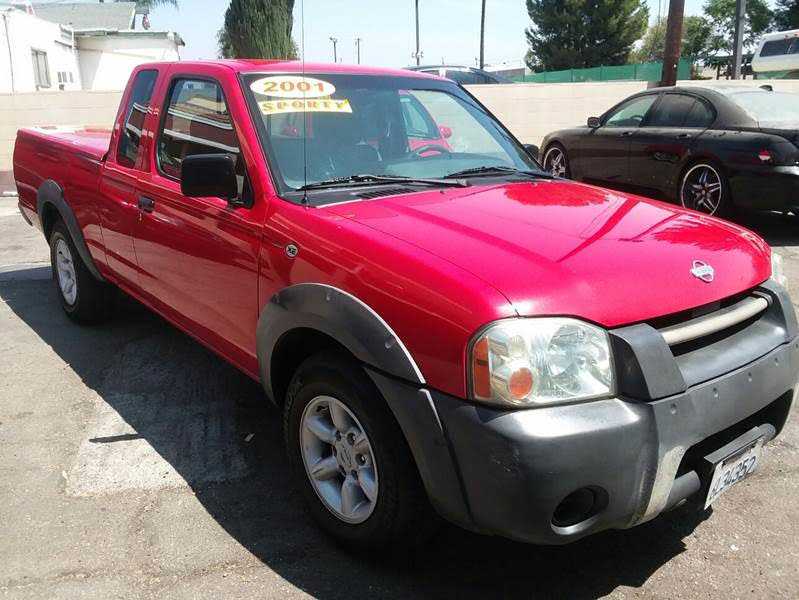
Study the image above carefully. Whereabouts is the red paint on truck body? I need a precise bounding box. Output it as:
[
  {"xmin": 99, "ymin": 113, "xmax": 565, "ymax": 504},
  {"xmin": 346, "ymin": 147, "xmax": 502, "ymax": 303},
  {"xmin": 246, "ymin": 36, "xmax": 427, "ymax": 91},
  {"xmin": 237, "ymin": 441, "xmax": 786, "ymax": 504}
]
[{"xmin": 13, "ymin": 61, "xmax": 772, "ymax": 399}]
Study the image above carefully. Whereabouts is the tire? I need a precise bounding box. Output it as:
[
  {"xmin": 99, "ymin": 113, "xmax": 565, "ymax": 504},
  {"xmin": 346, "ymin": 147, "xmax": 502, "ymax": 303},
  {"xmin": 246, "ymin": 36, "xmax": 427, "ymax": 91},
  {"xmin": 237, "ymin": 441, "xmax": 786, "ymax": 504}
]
[
  {"xmin": 678, "ymin": 160, "xmax": 732, "ymax": 217},
  {"xmin": 284, "ymin": 351, "xmax": 435, "ymax": 551},
  {"xmin": 542, "ymin": 143, "xmax": 570, "ymax": 178},
  {"xmin": 49, "ymin": 220, "xmax": 114, "ymax": 323}
]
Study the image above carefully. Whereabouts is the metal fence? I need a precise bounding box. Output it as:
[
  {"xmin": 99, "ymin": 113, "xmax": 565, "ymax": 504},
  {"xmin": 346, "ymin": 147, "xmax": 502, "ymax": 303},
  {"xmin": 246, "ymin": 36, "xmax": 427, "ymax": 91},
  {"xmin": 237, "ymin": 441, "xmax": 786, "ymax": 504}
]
[{"xmin": 515, "ymin": 58, "xmax": 693, "ymax": 83}]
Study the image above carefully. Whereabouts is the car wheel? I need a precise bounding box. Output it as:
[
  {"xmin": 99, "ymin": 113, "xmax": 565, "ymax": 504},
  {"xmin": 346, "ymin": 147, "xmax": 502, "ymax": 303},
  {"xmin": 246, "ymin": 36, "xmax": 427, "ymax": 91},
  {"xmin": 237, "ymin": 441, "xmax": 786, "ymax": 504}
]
[
  {"xmin": 49, "ymin": 220, "xmax": 114, "ymax": 323},
  {"xmin": 284, "ymin": 352, "xmax": 435, "ymax": 550},
  {"xmin": 543, "ymin": 144, "xmax": 570, "ymax": 178},
  {"xmin": 679, "ymin": 161, "xmax": 731, "ymax": 217}
]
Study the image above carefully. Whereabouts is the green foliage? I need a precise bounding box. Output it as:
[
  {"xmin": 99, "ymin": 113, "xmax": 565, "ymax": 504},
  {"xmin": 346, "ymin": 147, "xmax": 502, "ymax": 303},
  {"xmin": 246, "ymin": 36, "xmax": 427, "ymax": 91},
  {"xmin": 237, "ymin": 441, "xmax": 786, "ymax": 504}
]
[
  {"xmin": 219, "ymin": 0, "xmax": 297, "ymax": 59},
  {"xmin": 774, "ymin": 0, "xmax": 799, "ymax": 30},
  {"xmin": 525, "ymin": 0, "xmax": 649, "ymax": 71},
  {"xmin": 631, "ymin": 15, "xmax": 713, "ymax": 64},
  {"xmin": 703, "ymin": 0, "xmax": 774, "ymax": 54}
]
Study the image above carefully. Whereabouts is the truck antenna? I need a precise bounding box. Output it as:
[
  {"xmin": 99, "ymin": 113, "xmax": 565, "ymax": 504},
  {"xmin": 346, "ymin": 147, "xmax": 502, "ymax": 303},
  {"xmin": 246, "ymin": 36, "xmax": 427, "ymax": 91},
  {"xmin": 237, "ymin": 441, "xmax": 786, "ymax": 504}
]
[{"xmin": 300, "ymin": 0, "xmax": 308, "ymax": 206}]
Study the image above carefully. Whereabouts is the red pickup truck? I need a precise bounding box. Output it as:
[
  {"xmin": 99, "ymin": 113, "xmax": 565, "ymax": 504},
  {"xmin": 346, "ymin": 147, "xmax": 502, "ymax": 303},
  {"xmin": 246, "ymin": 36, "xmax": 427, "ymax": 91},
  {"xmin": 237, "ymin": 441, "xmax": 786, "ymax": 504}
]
[{"xmin": 13, "ymin": 60, "xmax": 798, "ymax": 550}]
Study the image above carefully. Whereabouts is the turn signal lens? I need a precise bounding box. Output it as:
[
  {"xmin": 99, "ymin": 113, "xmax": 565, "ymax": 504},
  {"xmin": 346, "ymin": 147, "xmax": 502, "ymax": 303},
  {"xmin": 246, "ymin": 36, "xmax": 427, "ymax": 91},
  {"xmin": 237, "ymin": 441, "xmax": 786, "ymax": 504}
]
[
  {"xmin": 471, "ymin": 337, "xmax": 491, "ymax": 399},
  {"xmin": 508, "ymin": 367, "xmax": 534, "ymax": 400}
]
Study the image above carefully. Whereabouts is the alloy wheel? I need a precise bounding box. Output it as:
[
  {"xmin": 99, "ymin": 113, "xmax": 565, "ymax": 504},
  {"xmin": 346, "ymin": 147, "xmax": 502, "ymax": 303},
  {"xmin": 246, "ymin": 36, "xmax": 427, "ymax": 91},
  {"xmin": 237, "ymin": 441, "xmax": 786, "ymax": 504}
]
[
  {"xmin": 300, "ymin": 395, "xmax": 379, "ymax": 524},
  {"xmin": 681, "ymin": 164, "xmax": 723, "ymax": 215},
  {"xmin": 543, "ymin": 147, "xmax": 568, "ymax": 178},
  {"xmin": 55, "ymin": 238, "xmax": 77, "ymax": 305}
]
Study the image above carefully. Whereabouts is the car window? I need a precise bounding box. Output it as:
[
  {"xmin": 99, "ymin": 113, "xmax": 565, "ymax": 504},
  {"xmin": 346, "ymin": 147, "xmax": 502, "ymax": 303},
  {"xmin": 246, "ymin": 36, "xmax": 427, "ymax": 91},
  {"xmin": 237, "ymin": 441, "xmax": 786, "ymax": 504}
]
[
  {"xmin": 604, "ymin": 96, "xmax": 657, "ymax": 128},
  {"xmin": 760, "ymin": 38, "xmax": 796, "ymax": 57},
  {"xmin": 446, "ymin": 70, "xmax": 482, "ymax": 85},
  {"xmin": 117, "ymin": 69, "xmax": 157, "ymax": 168},
  {"xmin": 400, "ymin": 95, "xmax": 438, "ymax": 139},
  {"xmin": 646, "ymin": 94, "xmax": 697, "ymax": 127},
  {"xmin": 683, "ymin": 98, "xmax": 715, "ymax": 128},
  {"xmin": 158, "ymin": 78, "xmax": 244, "ymax": 191}
]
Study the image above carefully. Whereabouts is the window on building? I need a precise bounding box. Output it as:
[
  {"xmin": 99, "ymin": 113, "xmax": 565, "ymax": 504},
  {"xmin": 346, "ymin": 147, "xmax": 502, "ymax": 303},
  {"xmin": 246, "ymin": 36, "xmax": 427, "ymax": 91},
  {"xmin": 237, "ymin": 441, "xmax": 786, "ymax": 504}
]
[
  {"xmin": 117, "ymin": 70, "xmax": 158, "ymax": 168},
  {"xmin": 31, "ymin": 50, "xmax": 50, "ymax": 88},
  {"xmin": 157, "ymin": 78, "xmax": 243, "ymax": 189}
]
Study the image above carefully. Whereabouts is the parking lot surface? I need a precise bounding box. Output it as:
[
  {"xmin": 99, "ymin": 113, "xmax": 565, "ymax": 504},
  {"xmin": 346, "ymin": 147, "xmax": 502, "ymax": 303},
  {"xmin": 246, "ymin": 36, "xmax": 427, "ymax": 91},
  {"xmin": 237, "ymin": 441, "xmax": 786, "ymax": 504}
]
[{"xmin": 1, "ymin": 198, "xmax": 798, "ymax": 599}]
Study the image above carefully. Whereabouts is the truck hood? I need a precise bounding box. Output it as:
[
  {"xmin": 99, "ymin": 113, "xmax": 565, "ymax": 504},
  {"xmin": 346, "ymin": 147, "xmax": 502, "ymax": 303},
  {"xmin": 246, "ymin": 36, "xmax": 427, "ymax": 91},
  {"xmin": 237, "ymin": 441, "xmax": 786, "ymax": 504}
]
[{"xmin": 325, "ymin": 181, "xmax": 771, "ymax": 327}]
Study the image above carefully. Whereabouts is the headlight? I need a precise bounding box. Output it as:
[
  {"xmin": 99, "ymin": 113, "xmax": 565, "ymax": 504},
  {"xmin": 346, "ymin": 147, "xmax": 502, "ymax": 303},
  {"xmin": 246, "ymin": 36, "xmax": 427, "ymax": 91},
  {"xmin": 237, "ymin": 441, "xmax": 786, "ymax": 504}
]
[
  {"xmin": 771, "ymin": 250, "xmax": 787, "ymax": 287},
  {"xmin": 469, "ymin": 318, "xmax": 615, "ymax": 408}
]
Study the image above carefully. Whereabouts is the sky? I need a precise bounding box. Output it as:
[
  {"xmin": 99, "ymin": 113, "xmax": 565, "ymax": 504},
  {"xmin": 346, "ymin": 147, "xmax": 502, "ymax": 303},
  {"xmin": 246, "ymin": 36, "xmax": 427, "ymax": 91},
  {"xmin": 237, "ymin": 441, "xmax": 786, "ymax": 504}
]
[{"xmin": 149, "ymin": 0, "xmax": 764, "ymax": 67}]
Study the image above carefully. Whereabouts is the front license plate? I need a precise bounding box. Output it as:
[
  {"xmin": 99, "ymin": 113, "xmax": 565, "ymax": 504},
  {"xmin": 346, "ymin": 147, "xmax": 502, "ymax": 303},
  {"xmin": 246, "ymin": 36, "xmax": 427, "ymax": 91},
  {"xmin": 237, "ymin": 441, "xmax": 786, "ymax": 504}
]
[{"xmin": 704, "ymin": 439, "xmax": 764, "ymax": 509}]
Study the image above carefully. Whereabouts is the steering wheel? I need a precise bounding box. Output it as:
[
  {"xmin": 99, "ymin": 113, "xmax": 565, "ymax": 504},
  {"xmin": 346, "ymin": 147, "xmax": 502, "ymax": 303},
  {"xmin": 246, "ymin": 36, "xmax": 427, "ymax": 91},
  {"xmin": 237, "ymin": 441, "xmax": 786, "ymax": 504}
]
[{"xmin": 411, "ymin": 144, "xmax": 452, "ymax": 158}]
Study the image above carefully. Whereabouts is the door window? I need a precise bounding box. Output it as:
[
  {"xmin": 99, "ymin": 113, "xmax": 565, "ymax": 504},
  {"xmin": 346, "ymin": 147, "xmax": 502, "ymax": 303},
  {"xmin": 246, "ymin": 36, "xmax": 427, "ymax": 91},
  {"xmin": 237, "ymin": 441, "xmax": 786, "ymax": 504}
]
[
  {"xmin": 604, "ymin": 96, "xmax": 657, "ymax": 128},
  {"xmin": 157, "ymin": 78, "xmax": 242, "ymax": 183},
  {"xmin": 646, "ymin": 94, "xmax": 697, "ymax": 127},
  {"xmin": 683, "ymin": 99, "xmax": 715, "ymax": 128},
  {"xmin": 117, "ymin": 69, "xmax": 158, "ymax": 168}
]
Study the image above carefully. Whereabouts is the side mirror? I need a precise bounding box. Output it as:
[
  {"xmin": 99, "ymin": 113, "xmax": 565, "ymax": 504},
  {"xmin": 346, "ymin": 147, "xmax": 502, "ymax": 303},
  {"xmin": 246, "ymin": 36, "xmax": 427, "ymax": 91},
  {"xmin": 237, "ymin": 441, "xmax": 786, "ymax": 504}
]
[
  {"xmin": 181, "ymin": 154, "xmax": 238, "ymax": 201},
  {"xmin": 587, "ymin": 116, "xmax": 601, "ymax": 129},
  {"xmin": 524, "ymin": 144, "xmax": 540, "ymax": 159},
  {"xmin": 439, "ymin": 125, "xmax": 453, "ymax": 139}
]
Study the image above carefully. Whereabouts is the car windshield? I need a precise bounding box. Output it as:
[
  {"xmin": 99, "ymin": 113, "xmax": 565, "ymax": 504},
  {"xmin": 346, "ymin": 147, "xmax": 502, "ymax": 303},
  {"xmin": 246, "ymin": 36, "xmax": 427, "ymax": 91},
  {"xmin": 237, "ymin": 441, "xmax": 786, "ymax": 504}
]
[
  {"xmin": 729, "ymin": 91, "xmax": 799, "ymax": 128},
  {"xmin": 242, "ymin": 72, "xmax": 540, "ymax": 201}
]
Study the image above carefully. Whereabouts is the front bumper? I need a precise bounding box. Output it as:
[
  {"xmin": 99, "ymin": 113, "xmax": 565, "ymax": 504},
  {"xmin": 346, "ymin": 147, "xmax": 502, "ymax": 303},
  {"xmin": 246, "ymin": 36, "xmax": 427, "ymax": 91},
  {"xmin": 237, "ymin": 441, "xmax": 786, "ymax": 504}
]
[{"xmin": 369, "ymin": 281, "xmax": 799, "ymax": 545}]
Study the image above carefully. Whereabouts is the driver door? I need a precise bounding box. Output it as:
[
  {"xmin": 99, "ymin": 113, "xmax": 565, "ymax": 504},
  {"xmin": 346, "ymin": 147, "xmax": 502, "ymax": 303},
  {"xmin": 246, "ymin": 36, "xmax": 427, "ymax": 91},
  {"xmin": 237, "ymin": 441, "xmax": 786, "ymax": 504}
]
[{"xmin": 580, "ymin": 94, "xmax": 659, "ymax": 185}]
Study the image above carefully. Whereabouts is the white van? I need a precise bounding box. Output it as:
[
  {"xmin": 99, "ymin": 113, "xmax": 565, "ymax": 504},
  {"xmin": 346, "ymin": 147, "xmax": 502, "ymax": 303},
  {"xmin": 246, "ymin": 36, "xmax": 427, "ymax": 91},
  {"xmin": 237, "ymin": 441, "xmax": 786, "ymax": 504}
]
[{"xmin": 752, "ymin": 29, "xmax": 799, "ymax": 78}]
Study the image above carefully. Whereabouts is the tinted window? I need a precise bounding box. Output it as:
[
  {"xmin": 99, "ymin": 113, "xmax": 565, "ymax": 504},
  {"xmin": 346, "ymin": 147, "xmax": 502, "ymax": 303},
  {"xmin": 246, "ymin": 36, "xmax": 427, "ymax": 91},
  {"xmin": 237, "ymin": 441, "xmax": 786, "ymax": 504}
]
[
  {"xmin": 447, "ymin": 70, "xmax": 482, "ymax": 85},
  {"xmin": 117, "ymin": 70, "xmax": 157, "ymax": 168},
  {"xmin": 647, "ymin": 94, "xmax": 697, "ymax": 127},
  {"xmin": 604, "ymin": 95, "xmax": 657, "ymax": 128},
  {"xmin": 760, "ymin": 38, "xmax": 793, "ymax": 57},
  {"xmin": 729, "ymin": 91, "xmax": 799, "ymax": 127},
  {"xmin": 158, "ymin": 78, "xmax": 242, "ymax": 182},
  {"xmin": 684, "ymin": 99, "xmax": 715, "ymax": 128}
]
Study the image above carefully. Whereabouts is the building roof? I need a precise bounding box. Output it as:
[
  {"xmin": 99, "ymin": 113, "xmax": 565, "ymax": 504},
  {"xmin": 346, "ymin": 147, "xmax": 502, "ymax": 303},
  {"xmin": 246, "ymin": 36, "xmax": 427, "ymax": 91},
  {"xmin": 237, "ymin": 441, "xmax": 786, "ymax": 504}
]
[{"xmin": 32, "ymin": 2, "xmax": 136, "ymax": 31}]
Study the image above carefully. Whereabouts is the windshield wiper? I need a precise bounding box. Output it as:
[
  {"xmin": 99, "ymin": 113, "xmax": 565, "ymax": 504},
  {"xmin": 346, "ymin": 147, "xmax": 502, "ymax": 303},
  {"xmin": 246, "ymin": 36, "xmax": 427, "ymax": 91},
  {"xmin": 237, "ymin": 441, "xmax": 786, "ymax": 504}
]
[
  {"xmin": 444, "ymin": 165, "xmax": 554, "ymax": 180},
  {"xmin": 297, "ymin": 173, "xmax": 468, "ymax": 191}
]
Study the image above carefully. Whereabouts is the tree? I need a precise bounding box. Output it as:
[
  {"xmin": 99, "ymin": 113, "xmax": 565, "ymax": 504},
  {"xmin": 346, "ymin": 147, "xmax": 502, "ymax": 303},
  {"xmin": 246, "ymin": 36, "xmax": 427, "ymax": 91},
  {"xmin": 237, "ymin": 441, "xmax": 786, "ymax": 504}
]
[
  {"xmin": 703, "ymin": 0, "xmax": 774, "ymax": 55},
  {"xmin": 632, "ymin": 15, "xmax": 713, "ymax": 63},
  {"xmin": 525, "ymin": 0, "xmax": 649, "ymax": 71},
  {"xmin": 774, "ymin": 0, "xmax": 799, "ymax": 30},
  {"xmin": 218, "ymin": 0, "xmax": 296, "ymax": 59},
  {"xmin": 117, "ymin": 0, "xmax": 178, "ymax": 8}
]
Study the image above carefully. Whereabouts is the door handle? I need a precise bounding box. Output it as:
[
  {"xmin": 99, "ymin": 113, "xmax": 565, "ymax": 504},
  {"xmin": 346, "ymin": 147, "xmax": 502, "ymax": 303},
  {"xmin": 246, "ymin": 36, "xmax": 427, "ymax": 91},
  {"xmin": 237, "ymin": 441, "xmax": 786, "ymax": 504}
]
[
  {"xmin": 621, "ymin": 131, "xmax": 634, "ymax": 137},
  {"xmin": 676, "ymin": 133, "xmax": 692, "ymax": 139},
  {"xmin": 138, "ymin": 196, "xmax": 155, "ymax": 213}
]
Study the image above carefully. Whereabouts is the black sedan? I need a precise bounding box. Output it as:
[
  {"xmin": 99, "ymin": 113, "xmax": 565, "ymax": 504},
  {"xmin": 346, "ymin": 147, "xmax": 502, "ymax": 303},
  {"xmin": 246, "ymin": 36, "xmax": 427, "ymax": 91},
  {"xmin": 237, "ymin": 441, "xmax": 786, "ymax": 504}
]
[{"xmin": 540, "ymin": 86, "xmax": 799, "ymax": 216}]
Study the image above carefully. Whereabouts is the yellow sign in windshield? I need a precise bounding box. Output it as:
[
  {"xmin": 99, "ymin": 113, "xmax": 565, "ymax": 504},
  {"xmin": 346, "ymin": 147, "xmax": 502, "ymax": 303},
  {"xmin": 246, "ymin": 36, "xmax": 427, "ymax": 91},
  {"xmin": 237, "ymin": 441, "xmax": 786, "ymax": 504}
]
[{"xmin": 257, "ymin": 98, "xmax": 353, "ymax": 116}]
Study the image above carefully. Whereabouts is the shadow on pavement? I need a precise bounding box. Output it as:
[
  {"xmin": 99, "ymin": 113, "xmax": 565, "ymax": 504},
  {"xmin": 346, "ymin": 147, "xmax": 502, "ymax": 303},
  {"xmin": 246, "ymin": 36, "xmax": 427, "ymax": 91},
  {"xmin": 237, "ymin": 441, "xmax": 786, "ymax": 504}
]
[{"xmin": 2, "ymin": 271, "xmax": 718, "ymax": 599}]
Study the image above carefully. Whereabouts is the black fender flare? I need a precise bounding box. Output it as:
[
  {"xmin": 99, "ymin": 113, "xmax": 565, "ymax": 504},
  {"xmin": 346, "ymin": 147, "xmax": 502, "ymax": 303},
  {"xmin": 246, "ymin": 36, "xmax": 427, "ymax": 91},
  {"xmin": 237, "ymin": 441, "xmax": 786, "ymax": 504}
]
[
  {"xmin": 37, "ymin": 179, "xmax": 105, "ymax": 281},
  {"xmin": 256, "ymin": 283, "xmax": 425, "ymax": 402}
]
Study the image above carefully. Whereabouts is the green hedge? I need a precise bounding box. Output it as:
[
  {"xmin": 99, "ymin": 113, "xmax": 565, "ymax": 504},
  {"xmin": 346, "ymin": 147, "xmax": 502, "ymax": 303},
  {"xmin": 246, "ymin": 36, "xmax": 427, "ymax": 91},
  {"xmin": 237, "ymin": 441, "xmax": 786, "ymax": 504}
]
[{"xmin": 516, "ymin": 58, "xmax": 693, "ymax": 83}]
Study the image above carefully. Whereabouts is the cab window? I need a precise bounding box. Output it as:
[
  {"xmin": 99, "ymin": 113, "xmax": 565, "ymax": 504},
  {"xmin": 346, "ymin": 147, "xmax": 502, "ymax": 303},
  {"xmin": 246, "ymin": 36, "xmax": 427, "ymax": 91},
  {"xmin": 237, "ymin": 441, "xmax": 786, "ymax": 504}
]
[
  {"xmin": 117, "ymin": 70, "xmax": 157, "ymax": 168},
  {"xmin": 604, "ymin": 95, "xmax": 657, "ymax": 128},
  {"xmin": 157, "ymin": 78, "xmax": 246, "ymax": 196}
]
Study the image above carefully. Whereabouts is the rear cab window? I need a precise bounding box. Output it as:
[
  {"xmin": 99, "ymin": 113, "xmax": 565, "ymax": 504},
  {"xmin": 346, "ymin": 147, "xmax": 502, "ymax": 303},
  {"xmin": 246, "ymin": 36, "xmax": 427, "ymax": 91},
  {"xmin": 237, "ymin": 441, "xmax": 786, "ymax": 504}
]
[{"xmin": 117, "ymin": 69, "xmax": 158, "ymax": 168}]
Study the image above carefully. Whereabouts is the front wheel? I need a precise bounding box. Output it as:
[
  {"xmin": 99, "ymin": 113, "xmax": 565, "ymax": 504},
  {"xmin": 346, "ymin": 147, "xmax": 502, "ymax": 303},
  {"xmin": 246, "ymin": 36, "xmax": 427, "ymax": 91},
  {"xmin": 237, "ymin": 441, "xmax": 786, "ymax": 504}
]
[
  {"xmin": 284, "ymin": 352, "xmax": 434, "ymax": 550},
  {"xmin": 678, "ymin": 162, "xmax": 731, "ymax": 217},
  {"xmin": 543, "ymin": 144, "xmax": 570, "ymax": 178}
]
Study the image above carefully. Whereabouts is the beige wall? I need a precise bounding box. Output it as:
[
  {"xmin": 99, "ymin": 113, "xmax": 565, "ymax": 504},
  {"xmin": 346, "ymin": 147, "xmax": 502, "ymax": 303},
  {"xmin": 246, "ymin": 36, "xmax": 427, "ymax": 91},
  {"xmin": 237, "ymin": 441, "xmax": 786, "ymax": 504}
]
[
  {"xmin": 467, "ymin": 79, "xmax": 799, "ymax": 147},
  {"xmin": 0, "ymin": 90, "xmax": 122, "ymax": 171}
]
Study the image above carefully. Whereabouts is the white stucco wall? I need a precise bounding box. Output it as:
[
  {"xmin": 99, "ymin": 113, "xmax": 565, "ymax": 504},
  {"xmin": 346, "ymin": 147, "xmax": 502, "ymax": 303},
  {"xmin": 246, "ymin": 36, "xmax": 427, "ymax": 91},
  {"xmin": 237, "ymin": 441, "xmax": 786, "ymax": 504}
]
[
  {"xmin": 76, "ymin": 33, "xmax": 181, "ymax": 91},
  {"xmin": 0, "ymin": 8, "xmax": 82, "ymax": 93}
]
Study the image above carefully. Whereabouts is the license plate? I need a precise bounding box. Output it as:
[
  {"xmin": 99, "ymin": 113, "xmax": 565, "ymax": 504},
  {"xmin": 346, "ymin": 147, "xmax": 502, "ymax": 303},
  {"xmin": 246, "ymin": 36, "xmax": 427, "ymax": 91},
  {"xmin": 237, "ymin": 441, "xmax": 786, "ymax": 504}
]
[{"xmin": 704, "ymin": 439, "xmax": 764, "ymax": 509}]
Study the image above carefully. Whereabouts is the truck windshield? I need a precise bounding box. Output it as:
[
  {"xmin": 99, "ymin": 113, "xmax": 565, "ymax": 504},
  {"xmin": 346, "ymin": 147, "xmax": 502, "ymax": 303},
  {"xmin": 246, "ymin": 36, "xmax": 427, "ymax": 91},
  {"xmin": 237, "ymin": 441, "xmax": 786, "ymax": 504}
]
[{"xmin": 242, "ymin": 72, "xmax": 540, "ymax": 200}]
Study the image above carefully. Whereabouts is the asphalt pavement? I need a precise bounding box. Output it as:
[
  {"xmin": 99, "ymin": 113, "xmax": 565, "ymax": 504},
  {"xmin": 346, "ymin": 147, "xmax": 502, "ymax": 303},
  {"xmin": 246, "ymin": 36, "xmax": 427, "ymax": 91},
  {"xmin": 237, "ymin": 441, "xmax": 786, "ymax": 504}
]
[{"xmin": 1, "ymin": 198, "xmax": 797, "ymax": 599}]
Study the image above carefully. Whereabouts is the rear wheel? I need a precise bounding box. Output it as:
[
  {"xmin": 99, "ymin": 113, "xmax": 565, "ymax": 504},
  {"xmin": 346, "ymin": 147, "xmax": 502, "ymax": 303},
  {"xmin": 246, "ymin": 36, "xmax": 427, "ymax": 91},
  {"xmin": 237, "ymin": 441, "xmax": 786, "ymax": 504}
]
[
  {"xmin": 284, "ymin": 352, "xmax": 434, "ymax": 550},
  {"xmin": 543, "ymin": 143, "xmax": 570, "ymax": 178},
  {"xmin": 679, "ymin": 161, "xmax": 731, "ymax": 217},
  {"xmin": 49, "ymin": 220, "xmax": 114, "ymax": 323}
]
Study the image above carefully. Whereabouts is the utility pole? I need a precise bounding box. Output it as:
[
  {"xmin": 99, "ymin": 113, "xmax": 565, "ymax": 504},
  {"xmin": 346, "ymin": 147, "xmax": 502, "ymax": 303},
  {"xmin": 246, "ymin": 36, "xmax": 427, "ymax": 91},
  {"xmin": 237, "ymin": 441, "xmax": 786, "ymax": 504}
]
[
  {"xmin": 660, "ymin": 0, "xmax": 685, "ymax": 87},
  {"xmin": 355, "ymin": 37, "xmax": 362, "ymax": 64},
  {"xmin": 329, "ymin": 36, "xmax": 338, "ymax": 63},
  {"xmin": 414, "ymin": 0, "xmax": 421, "ymax": 66},
  {"xmin": 479, "ymin": 0, "xmax": 486, "ymax": 69},
  {"xmin": 731, "ymin": 0, "xmax": 747, "ymax": 79}
]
